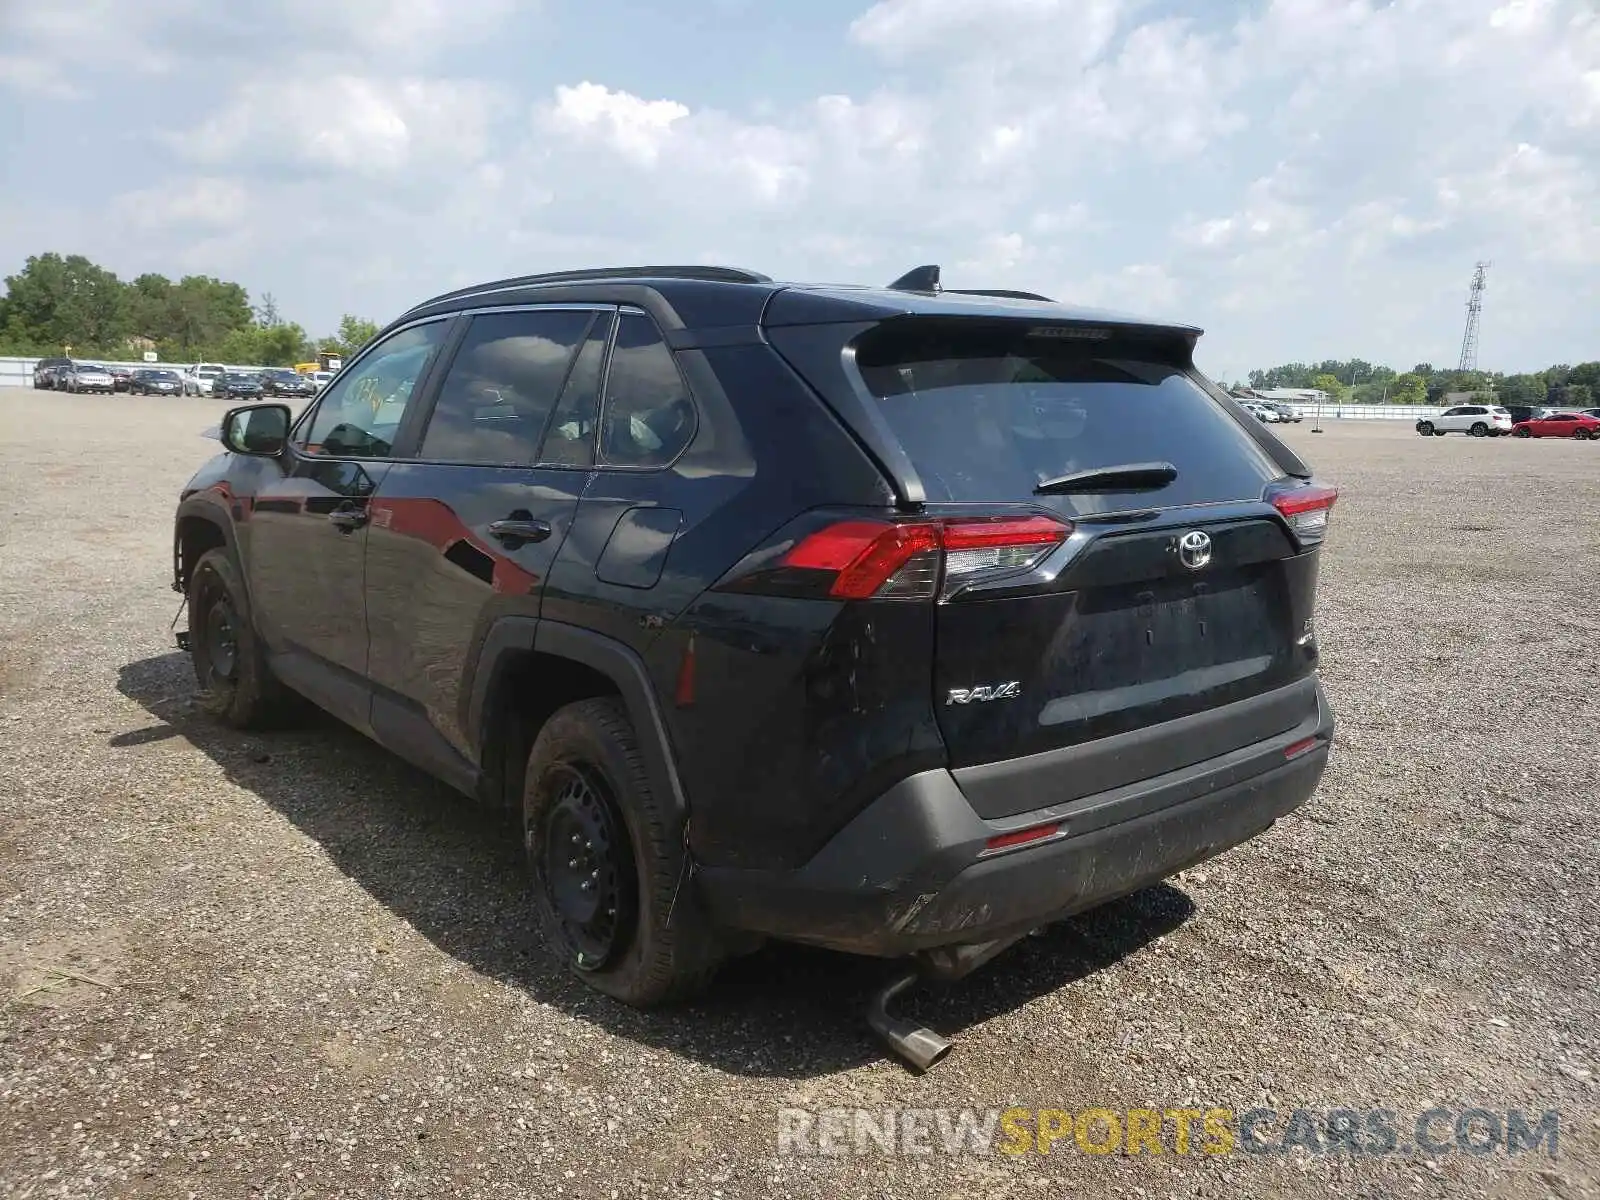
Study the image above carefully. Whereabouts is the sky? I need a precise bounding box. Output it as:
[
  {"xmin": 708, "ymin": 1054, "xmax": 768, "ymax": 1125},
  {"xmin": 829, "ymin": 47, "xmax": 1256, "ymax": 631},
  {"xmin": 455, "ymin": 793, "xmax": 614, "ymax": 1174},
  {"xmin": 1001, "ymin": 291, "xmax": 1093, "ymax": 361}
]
[{"xmin": 0, "ymin": 0, "xmax": 1596, "ymax": 382}]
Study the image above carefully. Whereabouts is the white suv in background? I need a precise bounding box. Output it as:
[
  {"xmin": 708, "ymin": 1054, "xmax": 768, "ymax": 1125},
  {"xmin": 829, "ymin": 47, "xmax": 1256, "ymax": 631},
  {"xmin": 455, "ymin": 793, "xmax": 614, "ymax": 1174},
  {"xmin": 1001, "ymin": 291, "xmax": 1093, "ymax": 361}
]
[
  {"xmin": 1416, "ymin": 404, "xmax": 1513, "ymax": 437},
  {"xmin": 183, "ymin": 363, "xmax": 227, "ymax": 396}
]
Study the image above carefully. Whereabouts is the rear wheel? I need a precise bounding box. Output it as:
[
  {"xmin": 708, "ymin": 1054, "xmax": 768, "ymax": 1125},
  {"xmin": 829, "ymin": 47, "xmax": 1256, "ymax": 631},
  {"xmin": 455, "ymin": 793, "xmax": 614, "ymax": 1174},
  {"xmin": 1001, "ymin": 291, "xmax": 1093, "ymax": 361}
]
[
  {"xmin": 187, "ymin": 548, "xmax": 294, "ymax": 728},
  {"xmin": 1470, "ymin": 422, "xmax": 1488, "ymax": 437},
  {"xmin": 1573, "ymin": 428, "xmax": 1590, "ymax": 440},
  {"xmin": 1417, "ymin": 421, "xmax": 1434, "ymax": 437},
  {"xmin": 523, "ymin": 697, "xmax": 722, "ymax": 1006}
]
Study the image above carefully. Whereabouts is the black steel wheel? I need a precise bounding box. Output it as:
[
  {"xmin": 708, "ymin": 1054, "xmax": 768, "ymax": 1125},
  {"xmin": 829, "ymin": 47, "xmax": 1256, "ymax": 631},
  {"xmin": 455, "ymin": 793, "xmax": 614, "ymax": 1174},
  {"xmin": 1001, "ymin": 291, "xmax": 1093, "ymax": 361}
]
[
  {"xmin": 521, "ymin": 697, "xmax": 723, "ymax": 1006},
  {"xmin": 533, "ymin": 762, "xmax": 638, "ymax": 971},
  {"xmin": 187, "ymin": 548, "xmax": 295, "ymax": 728},
  {"xmin": 202, "ymin": 592, "xmax": 240, "ymax": 686}
]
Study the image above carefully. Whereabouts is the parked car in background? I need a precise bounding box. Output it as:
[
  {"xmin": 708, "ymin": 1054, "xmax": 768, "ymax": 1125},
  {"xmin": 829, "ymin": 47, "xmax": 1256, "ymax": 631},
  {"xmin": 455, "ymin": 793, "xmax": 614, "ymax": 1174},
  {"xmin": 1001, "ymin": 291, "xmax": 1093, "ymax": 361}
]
[
  {"xmin": 212, "ymin": 372, "xmax": 263, "ymax": 400},
  {"xmin": 1269, "ymin": 402, "xmax": 1303, "ymax": 423},
  {"xmin": 183, "ymin": 364, "xmax": 228, "ymax": 396},
  {"xmin": 309, "ymin": 370, "xmax": 336, "ymax": 392},
  {"xmin": 57, "ymin": 362, "xmax": 116, "ymax": 394},
  {"xmin": 1579, "ymin": 408, "xmax": 1600, "ymax": 421},
  {"xmin": 1242, "ymin": 401, "xmax": 1280, "ymax": 422},
  {"xmin": 33, "ymin": 357, "xmax": 71, "ymax": 389},
  {"xmin": 257, "ymin": 367, "xmax": 318, "ymax": 399},
  {"xmin": 108, "ymin": 366, "xmax": 134, "ymax": 392},
  {"xmin": 1502, "ymin": 405, "xmax": 1551, "ymax": 426},
  {"xmin": 1511, "ymin": 411, "xmax": 1600, "ymax": 439},
  {"xmin": 129, "ymin": 369, "xmax": 184, "ymax": 396},
  {"xmin": 1415, "ymin": 404, "xmax": 1513, "ymax": 437}
]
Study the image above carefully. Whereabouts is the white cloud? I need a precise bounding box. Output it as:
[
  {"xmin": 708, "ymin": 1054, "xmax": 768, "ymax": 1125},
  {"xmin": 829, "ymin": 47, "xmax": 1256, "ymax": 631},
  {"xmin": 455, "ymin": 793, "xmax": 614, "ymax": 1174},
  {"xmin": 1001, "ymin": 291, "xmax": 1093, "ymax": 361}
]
[
  {"xmin": 849, "ymin": 0, "xmax": 1125, "ymax": 68},
  {"xmin": 544, "ymin": 83, "xmax": 691, "ymax": 166},
  {"xmin": 172, "ymin": 76, "xmax": 499, "ymax": 175},
  {"xmin": 4, "ymin": 0, "xmax": 1596, "ymax": 381},
  {"xmin": 116, "ymin": 179, "xmax": 252, "ymax": 231},
  {"xmin": 1471, "ymin": 143, "xmax": 1600, "ymax": 265},
  {"xmin": 0, "ymin": 55, "xmax": 84, "ymax": 99}
]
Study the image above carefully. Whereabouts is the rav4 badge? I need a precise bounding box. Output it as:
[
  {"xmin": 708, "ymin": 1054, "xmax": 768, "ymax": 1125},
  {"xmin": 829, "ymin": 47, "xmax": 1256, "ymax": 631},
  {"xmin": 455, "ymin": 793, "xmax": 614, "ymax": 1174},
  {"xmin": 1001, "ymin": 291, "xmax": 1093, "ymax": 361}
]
[{"xmin": 946, "ymin": 682, "xmax": 1023, "ymax": 705}]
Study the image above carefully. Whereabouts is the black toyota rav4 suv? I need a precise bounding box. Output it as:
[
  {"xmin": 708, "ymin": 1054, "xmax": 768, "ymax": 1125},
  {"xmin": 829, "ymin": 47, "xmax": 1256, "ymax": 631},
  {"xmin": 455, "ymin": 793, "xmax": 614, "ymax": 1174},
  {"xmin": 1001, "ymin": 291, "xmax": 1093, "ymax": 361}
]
[{"xmin": 172, "ymin": 265, "xmax": 1336, "ymax": 1068}]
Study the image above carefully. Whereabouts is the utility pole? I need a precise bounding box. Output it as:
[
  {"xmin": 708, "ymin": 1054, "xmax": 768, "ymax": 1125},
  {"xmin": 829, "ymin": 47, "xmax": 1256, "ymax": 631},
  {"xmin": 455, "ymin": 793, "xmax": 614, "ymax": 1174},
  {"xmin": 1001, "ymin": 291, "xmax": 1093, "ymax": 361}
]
[{"xmin": 1456, "ymin": 262, "xmax": 1489, "ymax": 374}]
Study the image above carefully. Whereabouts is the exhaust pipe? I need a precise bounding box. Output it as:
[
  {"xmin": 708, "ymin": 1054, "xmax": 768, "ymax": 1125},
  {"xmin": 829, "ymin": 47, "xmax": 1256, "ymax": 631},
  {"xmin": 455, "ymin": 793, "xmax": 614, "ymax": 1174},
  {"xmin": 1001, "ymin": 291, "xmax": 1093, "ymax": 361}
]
[{"xmin": 866, "ymin": 971, "xmax": 952, "ymax": 1073}]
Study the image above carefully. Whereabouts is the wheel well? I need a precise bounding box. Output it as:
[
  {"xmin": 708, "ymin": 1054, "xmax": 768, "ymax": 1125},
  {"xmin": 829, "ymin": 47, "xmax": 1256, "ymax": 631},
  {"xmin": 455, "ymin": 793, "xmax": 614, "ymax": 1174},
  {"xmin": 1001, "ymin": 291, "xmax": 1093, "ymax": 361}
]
[
  {"xmin": 176, "ymin": 515, "xmax": 228, "ymax": 592},
  {"xmin": 481, "ymin": 651, "xmax": 621, "ymax": 809}
]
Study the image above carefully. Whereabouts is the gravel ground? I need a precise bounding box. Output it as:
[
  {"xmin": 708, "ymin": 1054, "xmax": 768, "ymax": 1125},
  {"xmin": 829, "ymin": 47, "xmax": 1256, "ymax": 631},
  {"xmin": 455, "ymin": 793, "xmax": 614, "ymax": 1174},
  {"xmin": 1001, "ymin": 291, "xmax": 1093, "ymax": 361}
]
[{"xmin": 1, "ymin": 391, "xmax": 1597, "ymax": 1199}]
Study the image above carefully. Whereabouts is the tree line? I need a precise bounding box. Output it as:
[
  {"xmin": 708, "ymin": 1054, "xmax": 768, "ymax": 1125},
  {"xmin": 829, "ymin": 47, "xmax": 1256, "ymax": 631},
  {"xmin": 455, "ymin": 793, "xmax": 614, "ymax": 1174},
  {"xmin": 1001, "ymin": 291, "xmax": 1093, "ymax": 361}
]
[
  {"xmin": 1236, "ymin": 359, "xmax": 1598, "ymax": 409},
  {"xmin": 0, "ymin": 253, "xmax": 381, "ymax": 367}
]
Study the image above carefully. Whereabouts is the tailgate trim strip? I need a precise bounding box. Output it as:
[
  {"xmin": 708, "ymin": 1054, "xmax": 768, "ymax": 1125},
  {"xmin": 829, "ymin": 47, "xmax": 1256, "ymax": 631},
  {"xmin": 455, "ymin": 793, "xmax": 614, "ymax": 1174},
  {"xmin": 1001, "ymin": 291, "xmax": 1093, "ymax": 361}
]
[{"xmin": 953, "ymin": 674, "xmax": 1321, "ymax": 820}]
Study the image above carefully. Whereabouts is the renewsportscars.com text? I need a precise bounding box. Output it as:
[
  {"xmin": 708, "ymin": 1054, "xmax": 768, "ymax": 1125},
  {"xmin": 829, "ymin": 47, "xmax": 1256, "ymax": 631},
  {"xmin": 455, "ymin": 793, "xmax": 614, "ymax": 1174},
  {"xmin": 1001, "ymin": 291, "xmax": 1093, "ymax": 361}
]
[{"xmin": 776, "ymin": 1106, "xmax": 1561, "ymax": 1159}]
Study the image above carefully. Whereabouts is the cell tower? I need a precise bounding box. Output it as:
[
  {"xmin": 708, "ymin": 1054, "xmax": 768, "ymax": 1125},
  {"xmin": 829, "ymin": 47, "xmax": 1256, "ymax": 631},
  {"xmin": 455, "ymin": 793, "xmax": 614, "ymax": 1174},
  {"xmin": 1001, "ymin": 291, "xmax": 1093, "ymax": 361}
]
[{"xmin": 1456, "ymin": 261, "xmax": 1489, "ymax": 373}]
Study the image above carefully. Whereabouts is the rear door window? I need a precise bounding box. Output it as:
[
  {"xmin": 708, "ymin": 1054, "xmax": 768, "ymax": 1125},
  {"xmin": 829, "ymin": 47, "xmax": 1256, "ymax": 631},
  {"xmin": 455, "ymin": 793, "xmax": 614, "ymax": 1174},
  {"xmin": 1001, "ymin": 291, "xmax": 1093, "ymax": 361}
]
[
  {"xmin": 599, "ymin": 312, "xmax": 696, "ymax": 469},
  {"xmin": 852, "ymin": 321, "xmax": 1281, "ymax": 512},
  {"xmin": 418, "ymin": 308, "xmax": 595, "ymax": 465}
]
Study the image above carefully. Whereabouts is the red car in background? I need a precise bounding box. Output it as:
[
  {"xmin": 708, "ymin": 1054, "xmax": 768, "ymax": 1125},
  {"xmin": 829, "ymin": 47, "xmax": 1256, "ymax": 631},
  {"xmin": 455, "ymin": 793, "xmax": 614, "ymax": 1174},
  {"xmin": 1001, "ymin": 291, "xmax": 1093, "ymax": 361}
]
[{"xmin": 1511, "ymin": 411, "xmax": 1600, "ymax": 439}]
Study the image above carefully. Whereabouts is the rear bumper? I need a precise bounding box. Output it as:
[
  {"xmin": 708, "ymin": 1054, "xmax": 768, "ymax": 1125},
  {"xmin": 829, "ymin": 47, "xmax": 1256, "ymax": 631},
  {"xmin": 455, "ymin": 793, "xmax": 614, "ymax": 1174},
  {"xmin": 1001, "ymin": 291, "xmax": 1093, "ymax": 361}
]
[{"xmin": 697, "ymin": 678, "xmax": 1334, "ymax": 957}]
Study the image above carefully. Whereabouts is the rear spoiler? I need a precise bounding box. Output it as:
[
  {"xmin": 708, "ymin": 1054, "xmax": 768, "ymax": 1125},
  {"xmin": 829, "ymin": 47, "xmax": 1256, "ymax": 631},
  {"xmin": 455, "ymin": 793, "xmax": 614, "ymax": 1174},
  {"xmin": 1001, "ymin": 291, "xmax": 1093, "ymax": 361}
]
[
  {"xmin": 765, "ymin": 315, "xmax": 1312, "ymax": 506},
  {"xmin": 1189, "ymin": 371, "xmax": 1314, "ymax": 479}
]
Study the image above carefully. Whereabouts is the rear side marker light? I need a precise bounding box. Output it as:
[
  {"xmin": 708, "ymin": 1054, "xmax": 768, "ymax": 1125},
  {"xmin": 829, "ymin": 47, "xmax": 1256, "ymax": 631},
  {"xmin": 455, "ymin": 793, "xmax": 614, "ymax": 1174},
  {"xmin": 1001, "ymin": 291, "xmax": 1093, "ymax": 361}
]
[
  {"xmin": 1272, "ymin": 485, "xmax": 1338, "ymax": 546},
  {"xmin": 781, "ymin": 515, "xmax": 1070, "ymax": 601},
  {"xmin": 984, "ymin": 822, "xmax": 1061, "ymax": 853}
]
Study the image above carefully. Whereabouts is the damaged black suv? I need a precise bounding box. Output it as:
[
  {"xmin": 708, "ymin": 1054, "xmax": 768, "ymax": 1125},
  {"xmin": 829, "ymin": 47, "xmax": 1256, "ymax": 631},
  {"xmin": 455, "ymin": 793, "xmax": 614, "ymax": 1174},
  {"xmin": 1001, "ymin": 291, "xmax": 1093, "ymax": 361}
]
[{"xmin": 171, "ymin": 264, "xmax": 1336, "ymax": 1069}]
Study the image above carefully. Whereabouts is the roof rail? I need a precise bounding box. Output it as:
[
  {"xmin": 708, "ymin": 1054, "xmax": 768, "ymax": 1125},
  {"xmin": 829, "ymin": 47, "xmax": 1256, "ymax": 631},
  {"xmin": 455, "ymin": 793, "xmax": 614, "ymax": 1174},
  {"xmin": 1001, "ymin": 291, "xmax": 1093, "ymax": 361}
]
[
  {"xmin": 410, "ymin": 265, "xmax": 773, "ymax": 311},
  {"xmin": 945, "ymin": 288, "xmax": 1055, "ymax": 303}
]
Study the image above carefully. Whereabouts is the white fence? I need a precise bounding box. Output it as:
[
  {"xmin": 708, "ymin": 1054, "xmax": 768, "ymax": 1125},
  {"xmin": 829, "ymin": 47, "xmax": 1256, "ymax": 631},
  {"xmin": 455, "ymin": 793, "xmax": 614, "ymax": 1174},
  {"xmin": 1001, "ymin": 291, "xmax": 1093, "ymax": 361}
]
[{"xmin": 1288, "ymin": 403, "xmax": 1440, "ymax": 422}]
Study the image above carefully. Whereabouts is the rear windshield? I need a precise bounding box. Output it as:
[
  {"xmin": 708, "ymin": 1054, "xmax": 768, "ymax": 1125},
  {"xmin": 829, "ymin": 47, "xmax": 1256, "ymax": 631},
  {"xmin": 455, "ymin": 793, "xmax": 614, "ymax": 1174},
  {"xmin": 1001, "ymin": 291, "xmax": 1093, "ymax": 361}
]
[{"xmin": 853, "ymin": 322, "xmax": 1282, "ymax": 513}]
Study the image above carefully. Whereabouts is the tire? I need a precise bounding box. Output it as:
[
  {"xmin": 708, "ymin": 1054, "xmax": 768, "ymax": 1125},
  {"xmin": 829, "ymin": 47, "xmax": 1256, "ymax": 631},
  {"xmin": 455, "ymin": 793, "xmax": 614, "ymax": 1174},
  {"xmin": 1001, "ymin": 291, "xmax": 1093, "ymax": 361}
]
[
  {"xmin": 1470, "ymin": 422, "xmax": 1488, "ymax": 437},
  {"xmin": 522, "ymin": 696, "xmax": 722, "ymax": 1006},
  {"xmin": 187, "ymin": 547, "xmax": 293, "ymax": 729},
  {"xmin": 1417, "ymin": 421, "xmax": 1434, "ymax": 436},
  {"xmin": 1513, "ymin": 427, "xmax": 1531, "ymax": 438},
  {"xmin": 1573, "ymin": 428, "xmax": 1590, "ymax": 441}
]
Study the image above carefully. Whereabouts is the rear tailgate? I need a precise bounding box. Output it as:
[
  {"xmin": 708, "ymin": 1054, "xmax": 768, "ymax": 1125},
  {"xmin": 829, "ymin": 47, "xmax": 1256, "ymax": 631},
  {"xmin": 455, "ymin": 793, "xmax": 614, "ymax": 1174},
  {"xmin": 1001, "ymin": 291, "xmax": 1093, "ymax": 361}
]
[{"xmin": 769, "ymin": 314, "xmax": 1327, "ymax": 817}]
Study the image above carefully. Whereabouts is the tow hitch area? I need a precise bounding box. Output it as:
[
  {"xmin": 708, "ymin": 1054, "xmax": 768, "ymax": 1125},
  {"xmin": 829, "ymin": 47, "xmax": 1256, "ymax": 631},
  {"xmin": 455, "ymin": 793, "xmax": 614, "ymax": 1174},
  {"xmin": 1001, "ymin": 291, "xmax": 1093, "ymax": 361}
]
[
  {"xmin": 866, "ymin": 932, "xmax": 1033, "ymax": 1072},
  {"xmin": 171, "ymin": 596, "xmax": 190, "ymax": 651}
]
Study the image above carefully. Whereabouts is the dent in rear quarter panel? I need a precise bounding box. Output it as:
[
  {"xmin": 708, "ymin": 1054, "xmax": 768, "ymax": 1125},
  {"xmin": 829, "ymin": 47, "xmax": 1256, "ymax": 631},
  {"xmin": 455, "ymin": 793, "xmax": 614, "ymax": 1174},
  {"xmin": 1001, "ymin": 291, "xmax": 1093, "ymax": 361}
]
[
  {"xmin": 623, "ymin": 342, "xmax": 938, "ymax": 871},
  {"xmin": 658, "ymin": 594, "xmax": 945, "ymax": 871}
]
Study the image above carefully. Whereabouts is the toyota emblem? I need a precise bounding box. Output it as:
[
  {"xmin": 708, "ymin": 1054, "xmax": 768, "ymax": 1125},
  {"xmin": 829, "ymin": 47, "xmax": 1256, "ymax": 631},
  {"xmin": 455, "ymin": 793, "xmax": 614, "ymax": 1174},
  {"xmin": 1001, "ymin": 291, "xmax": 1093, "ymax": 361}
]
[{"xmin": 1177, "ymin": 530, "xmax": 1213, "ymax": 570}]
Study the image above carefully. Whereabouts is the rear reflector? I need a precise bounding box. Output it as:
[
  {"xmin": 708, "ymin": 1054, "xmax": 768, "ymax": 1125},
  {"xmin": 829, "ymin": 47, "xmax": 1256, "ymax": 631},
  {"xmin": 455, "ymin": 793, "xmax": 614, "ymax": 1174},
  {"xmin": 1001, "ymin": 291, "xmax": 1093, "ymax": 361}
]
[
  {"xmin": 984, "ymin": 822, "xmax": 1061, "ymax": 852},
  {"xmin": 1272, "ymin": 485, "xmax": 1338, "ymax": 546},
  {"xmin": 781, "ymin": 514, "xmax": 1070, "ymax": 601},
  {"xmin": 1283, "ymin": 736, "xmax": 1321, "ymax": 760}
]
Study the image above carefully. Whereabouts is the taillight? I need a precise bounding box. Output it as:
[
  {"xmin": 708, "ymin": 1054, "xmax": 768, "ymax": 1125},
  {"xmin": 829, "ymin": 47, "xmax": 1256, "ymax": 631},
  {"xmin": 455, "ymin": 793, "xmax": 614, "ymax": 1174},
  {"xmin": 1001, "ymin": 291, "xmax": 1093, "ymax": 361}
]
[
  {"xmin": 778, "ymin": 514, "xmax": 1071, "ymax": 601},
  {"xmin": 1272, "ymin": 485, "xmax": 1338, "ymax": 547}
]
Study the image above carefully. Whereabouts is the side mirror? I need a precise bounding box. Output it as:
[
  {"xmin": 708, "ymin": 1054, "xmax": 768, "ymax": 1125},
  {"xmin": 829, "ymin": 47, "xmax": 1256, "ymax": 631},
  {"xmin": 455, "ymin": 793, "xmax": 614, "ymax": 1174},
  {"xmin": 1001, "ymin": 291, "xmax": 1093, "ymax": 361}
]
[{"xmin": 221, "ymin": 403, "xmax": 291, "ymax": 456}]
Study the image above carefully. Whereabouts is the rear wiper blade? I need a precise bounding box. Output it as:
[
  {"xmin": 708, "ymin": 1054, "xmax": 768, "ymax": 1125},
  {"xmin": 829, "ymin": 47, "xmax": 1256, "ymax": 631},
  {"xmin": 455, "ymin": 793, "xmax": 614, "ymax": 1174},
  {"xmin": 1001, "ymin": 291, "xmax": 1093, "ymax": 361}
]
[{"xmin": 1033, "ymin": 462, "xmax": 1178, "ymax": 495}]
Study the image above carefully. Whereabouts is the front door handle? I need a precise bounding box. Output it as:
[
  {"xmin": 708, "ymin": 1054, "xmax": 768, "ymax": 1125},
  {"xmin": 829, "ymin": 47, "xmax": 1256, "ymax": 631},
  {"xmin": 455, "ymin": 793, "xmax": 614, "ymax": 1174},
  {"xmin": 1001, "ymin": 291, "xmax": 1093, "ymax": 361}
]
[
  {"xmin": 488, "ymin": 517, "xmax": 552, "ymax": 544},
  {"xmin": 328, "ymin": 505, "xmax": 369, "ymax": 533}
]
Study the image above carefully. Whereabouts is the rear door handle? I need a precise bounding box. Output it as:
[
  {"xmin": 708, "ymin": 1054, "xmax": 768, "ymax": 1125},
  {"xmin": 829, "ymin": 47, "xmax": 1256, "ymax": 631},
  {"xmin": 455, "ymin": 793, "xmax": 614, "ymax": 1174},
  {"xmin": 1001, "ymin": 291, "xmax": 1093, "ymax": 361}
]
[
  {"xmin": 488, "ymin": 518, "xmax": 552, "ymax": 544},
  {"xmin": 328, "ymin": 506, "xmax": 369, "ymax": 532}
]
